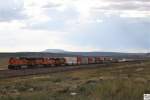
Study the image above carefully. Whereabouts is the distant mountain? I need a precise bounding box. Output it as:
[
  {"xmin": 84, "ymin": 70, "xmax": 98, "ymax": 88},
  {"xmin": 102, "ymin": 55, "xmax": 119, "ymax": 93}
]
[
  {"xmin": 43, "ymin": 49, "xmax": 148, "ymax": 59},
  {"xmin": 0, "ymin": 51, "xmax": 148, "ymax": 59},
  {"xmin": 1, "ymin": 49, "xmax": 146, "ymax": 59},
  {"xmin": 43, "ymin": 49, "xmax": 67, "ymax": 53},
  {"xmin": 0, "ymin": 52, "xmax": 76, "ymax": 59},
  {"xmin": 146, "ymin": 53, "xmax": 150, "ymax": 57},
  {"xmin": 65, "ymin": 52, "xmax": 125, "ymax": 56},
  {"xmin": 63, "ymin": 52, "xmax": 147, "ymax": 58}
]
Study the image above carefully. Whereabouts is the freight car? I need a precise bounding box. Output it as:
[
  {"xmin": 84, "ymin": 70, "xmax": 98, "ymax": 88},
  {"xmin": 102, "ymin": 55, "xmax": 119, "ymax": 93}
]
[
  {"xmin": 64, "ymin": 57, "xmax": 77, "ymax": 65},
  {"xmin": 88, "ymin": 57, "xmax": 95, "ymax": 64},
  {"xmin": 95, "ymin": 57, "xmax": 104, "ymax": 63},
  {"xmin": 8, "ymin": 56, "xmax": 114, "ymax": 70}
]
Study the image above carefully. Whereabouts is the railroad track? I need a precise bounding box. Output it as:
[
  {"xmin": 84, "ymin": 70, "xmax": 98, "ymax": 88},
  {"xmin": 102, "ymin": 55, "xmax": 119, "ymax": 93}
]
[
  {"xmin": 0, "ymin": 64, "xmax": 107, "ymax": 78},
  {"xmin": 0, "ymin": 61, "xmax": 146, "ymax": 79}
]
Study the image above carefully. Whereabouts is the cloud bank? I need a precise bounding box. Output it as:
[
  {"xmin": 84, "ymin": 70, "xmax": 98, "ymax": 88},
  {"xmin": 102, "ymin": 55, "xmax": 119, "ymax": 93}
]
[{"xmin": 0, "ymin": 0, "xmax": 150, "ymax": 52}]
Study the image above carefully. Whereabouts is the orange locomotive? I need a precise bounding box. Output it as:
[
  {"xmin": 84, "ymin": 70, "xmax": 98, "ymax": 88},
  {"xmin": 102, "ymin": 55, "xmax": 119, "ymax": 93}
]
[{"xmin": 8, "ymin": 57, "xmax": 65, "ymax": 69}]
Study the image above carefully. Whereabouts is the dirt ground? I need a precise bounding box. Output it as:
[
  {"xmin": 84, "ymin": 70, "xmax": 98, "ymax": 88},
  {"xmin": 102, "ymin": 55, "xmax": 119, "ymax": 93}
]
[{"xmin": 0, "ymin": 58, "xmax": 8, "ymax": 70}]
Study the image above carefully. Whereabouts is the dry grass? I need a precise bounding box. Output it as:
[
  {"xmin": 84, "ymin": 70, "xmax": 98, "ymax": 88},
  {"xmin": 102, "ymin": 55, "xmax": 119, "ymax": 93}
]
[
  {"xmin": 0, "ymin": 58, "xmax": 8, "ymax": 70},
  {"xmin": 0, "ymin": 61, "xmax": 150, "ymax": 100}
]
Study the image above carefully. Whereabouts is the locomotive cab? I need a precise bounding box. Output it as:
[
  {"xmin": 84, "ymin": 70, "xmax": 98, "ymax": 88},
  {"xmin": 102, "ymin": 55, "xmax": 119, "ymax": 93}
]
[{"xmin": 8, "ymin": 57, "xmax": 23, "ymax": 69}]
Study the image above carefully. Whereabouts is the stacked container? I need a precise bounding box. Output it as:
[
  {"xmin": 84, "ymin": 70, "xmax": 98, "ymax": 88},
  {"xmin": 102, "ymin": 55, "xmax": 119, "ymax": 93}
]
[
  {"xmin": 95, "ymin": 57, "xmax": 104, "ymax": 63},
  {"xmin": 64, "ymin": 57, "xmax": 77, "ymax": 65},
  {"xmin": 81, "ymin": 57, "xmax": 89, "ymax": 64},
  {"xmin": 88, "ymin": 57, "xmax": 95, "ymax": 64},
  {"xmin": 77, "ymin": 56, "xmax": 82, "ymax": 65},
  {"xmin": 103, "ymin": 57, "xmax": 113, "ymax": 63},
  {"xmin": 77, "ymin": 57, "xmax": 89, "ymax": 64}
]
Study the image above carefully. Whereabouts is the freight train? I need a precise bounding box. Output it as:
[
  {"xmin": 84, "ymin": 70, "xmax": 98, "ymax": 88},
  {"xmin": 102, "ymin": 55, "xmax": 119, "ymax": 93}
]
[{"xmin": 8, "ymin": 56, "xmax": 113, "ymax": 70}]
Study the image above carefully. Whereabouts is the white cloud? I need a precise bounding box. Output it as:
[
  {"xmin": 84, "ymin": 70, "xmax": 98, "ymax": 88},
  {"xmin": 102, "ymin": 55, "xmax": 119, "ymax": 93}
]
[
  {"xmin": 0, "ymin": 20, "xmax": 26, "ymax": 29},
  {"xmin": 0, "ymin": 0, "xmax": 150, "ymax": 52},
  {"xmin": 120, "ymin": 11, "xmax": 150, "ymax": 18},
  {"xmin": 0, "ymin": 29, "xmax": 69, "ymax": 52},
  {"xmin": 0, "ymin": 0, "xmax": 26, "ymax": 21},
  {"xmin": 0, "ymin": 27, "xmax": 104, "ymax": 52},
  {"xmin": 20, "ymin": 0, "xmax": 150, "ymax": 28}
]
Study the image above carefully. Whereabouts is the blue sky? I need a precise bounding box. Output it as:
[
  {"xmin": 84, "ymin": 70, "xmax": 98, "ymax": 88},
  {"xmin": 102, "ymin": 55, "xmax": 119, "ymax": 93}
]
[{"xmin": 0, "ymin": 0, "xmax": 150, "ymax": 52}]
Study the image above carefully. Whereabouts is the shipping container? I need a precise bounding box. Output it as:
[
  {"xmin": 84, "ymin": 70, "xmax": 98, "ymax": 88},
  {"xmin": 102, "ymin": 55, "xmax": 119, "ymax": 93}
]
[
  {"xmin": 104, "ymin": 57, "xmax": 112, "ymax": 61},
  {"xmin": 88, "ymin": 57, "xmax": 95, "ymax": 64},
  {"xmin": 95, "ymin": 57, "xmax": 104, "ymax": 63},
  {"xmin": 77, "ymin": 57, "xmax": 89, "ymax": 64},
  {"xmin": 64, "ymin": 57, "xmax": 77, "ymax": 65},
  {"xmin": 80, "ymin": 57, "xmax": 88, "ymax": 64},
  {"xmin": 77, "ymin": 56, "xmax": 82, "ymax": 65},
  {"xmin": 103, "ymin": 57, "xmax": 113, "ymax": 63}
]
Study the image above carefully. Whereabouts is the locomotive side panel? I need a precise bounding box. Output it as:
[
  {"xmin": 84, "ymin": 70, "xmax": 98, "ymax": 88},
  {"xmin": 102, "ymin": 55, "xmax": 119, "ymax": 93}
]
[
  {"xmin": 55, "ymin": 58, "xmax": 66, "ymax": 66},
  {"xmin": 8, "ymin": 57, "xmax": 28, "ymax": 69},
  {"xmin": 43, "ymin": 58, "xmax": 56, "ymax": 66}
]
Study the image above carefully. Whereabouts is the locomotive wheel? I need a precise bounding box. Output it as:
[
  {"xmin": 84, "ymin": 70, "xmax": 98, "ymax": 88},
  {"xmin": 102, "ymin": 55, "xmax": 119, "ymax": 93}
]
[
  {"xmin": 14, "ymin": 66, "xmax": 21, "ymax": 70},
  {"xmin": 8, "ymin": 65, "xmax": 14, "ymax": 70},
  {"xmin": 8, "ymin": 65, "xmax": 21, "ymax": 70}
]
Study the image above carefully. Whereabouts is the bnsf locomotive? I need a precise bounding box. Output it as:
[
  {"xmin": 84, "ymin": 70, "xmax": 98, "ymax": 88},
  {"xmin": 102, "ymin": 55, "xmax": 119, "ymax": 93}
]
[{"xmin": 8, "ymin": 56, "xmax": 113, "ymax": 70}]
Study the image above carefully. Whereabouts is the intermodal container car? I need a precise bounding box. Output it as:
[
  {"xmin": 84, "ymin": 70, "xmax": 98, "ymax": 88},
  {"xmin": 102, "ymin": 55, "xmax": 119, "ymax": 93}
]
[
  {"xmin": 95, "ymin": 57, "xmax": 104, "ymax": 63},
  {"xmin": 64, "ymin": 57, "xmax": 77, "ymax": 65},
  {"xmin": 80, "ymin": 57, "xmax": 88, "ymax": 64},
  {"xmin": 88, "ymin": 57, "xmax": 95, "ymax": 64}
]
